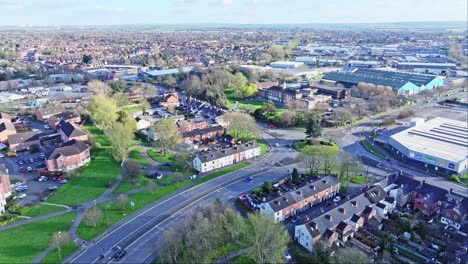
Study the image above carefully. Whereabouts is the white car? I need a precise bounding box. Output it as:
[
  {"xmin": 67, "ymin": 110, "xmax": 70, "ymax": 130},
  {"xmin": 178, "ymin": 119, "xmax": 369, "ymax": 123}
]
[
  {"xmin": 282, "ymin": 251, "xmax": 292, "ymax": 260},
  {"xmin": 274, "ymin": 143, "xmax": 280, "ymax": 147},
  {"xmin": 18, "ymin": 193, "xmax": 27, "ymax": 199},
  {"xmin": 333, "ymin": 196, "xmax": 341, "ymax": 202},
  {"xmin": 0, "ymin": 154, "xmax": 4, "ymax": 158},
  {"xmin": 38, "ymin": 176, "xmax": 47, "ymax": 182},
  {"xmin": 43, "ymin": 125, "xmax": 50, "ymax": 129}
]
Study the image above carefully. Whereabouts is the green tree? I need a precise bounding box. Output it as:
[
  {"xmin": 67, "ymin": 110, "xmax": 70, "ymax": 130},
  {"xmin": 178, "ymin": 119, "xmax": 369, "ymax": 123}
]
[
  {"xmin": 222, "ymin": 112, "xmax": 258, "ymax": 141},
  {"xmin": 262, "ymin": 181, "xmax": 272, "ymax": 194},
  {"xmin": 105, "ymin": 122, "xmax": 134, "ymax": 164},
  {"xmin": 291, "ymin": 168, "xmax": 300, "ymax": 183},
  {"xmin": 109, "ymin": 80, "xmax": 127, "ymax": 94},
  {"xmin": 87, "ymin": 95, "xmax": 118, "ymax": 130},
  {"xmin": 320, "ymin": 147, "xmax": 339, "ymax": 174},
  {"xmin": 82, "ymin": 54, "xmax": 93, "ymax": 64},
  {"xmin": 140, "ymin": 99, "xmax": 151, "ymax": 114},
  {"xmin": 152, "ymin": 118, "xmax": 182, "ymax": 156},
  {"xmin": 297, "ymin": 145, "xmax": 323, "ymax": 174},
  {"xmin": 305, "ymin": 115, "xmax": 322, "ymax": 142}
]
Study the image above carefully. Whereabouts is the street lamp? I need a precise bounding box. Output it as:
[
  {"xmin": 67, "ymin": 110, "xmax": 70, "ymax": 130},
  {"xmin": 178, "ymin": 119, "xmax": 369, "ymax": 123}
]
[{"xmin": 56, "ymin": 231, "xmax": 62, "ymax": 261}]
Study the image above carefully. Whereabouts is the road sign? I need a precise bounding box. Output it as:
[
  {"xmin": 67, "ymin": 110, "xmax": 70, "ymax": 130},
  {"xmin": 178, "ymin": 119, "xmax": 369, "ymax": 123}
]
[{"xmin": 130, "ymin": 201, "xmax": 135, "ymax": 208}]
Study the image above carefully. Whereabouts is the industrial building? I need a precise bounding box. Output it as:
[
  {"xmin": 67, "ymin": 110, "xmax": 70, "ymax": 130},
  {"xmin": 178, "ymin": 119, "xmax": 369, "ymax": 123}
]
[
  {"xmin": 141, "ymin": 67, "xmax": 193, "ymax": 78},
  {"xmin": 323, "ymin": 68, "xmax": 444, "ymax": 95},
  {"xmin": 269, "ymin": 61, "xmax": 304, "ymax": 69},
  {"xmin": 388, "ymin": 117, "xmax": 468, "ymax": 176}
]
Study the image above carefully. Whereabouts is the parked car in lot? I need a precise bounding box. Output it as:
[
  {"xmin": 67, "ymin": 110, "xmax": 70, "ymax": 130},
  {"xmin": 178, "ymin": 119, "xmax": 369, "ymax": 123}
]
[
  {"xmin": 48, "ymin": 186, "xmax": 59, "ymax": 191},
  {"xmin": 18, "ymin": 160, "xmax": 25, "ymax": 165},
  {"xmin": 38, "ymin": 176, "xmax": 47, "ymax": 182},
  {"xmin": 19, "ymin": 167, "xmax": 27, "ymax": 173},
  {"xmin": 333, "ymin": 196, "xmax": 341, "ymax": 202},
  {"xmin": 291, "ymin": 216, "xmax": 300, "ymax": 223},
  {"xmin": 36, "ymin": 163, "xmax": 46, "ymax": 169},
  {"xmin": 0, "ymin": 154, "xmax": 4, "ymax": 158},
  {"xmin": 147, "ymin": 172, "xmax": 163, "ymax": 179},
  {"xmin": 27, "ymin": 167, "xmax": 33, "ymax": 172},
  {"xmin": 15, "ymin": 186, "xmax": 28, "ymax": 192},
  {"xmin": 275, "ymin": 143, "xmax": 280, "ymax": 147},
  {"xmin": 60, "ymin": 179, "xmax": 68, "ymax": 184},
  {"xmin": 29, "ymin": 158, "xmax": 34, "ymax": 163},
  {"xmin": 282, "ymin": 251, "xmax": 292, "ymax": 261}
]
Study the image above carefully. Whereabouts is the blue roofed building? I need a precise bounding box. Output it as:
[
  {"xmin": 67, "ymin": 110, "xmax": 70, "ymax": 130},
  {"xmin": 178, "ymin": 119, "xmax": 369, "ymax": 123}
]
[{"xmin": 323, "ymin": 68, "xmax": 444, "ymax": 95}]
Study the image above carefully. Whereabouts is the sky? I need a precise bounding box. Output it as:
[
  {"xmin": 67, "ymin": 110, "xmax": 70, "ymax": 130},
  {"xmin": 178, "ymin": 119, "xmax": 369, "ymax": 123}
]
[{"xmin": 0, "ymin": 0, "xmax": 467, "ymax": 26}]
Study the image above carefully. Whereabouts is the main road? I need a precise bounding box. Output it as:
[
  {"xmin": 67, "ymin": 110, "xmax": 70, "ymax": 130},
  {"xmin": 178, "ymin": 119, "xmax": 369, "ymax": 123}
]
[{"xmin": 68, "ymin": 136, "xmax": 299, "ymax": 263}]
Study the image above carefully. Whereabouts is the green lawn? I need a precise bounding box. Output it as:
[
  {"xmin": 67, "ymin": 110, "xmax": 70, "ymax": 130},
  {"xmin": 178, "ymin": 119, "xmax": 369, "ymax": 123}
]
[
  {"xmin": 21, "ymin": 203, "xmax": 65, "ymax": 217},
  {"xmin": 77, "ymin": 179, "xmax": 191, "ymax": 241},
  {"xmin": 231, "ymin": 254, "xmax": 256, "ymax": 264},
  {"xmin": 112, "ymin": 174, "xmax": 149, "ymax": 194},
  {"xmin": 47, "ymin": 124, "xmax": 121, "ymax": 206},
  {"xmin": 350, "ymin": 175, "xmax": 368, "ymax": 184},
  {"xmin": 361, "ymin": 139, "xmax": 385, "ymax": 159},
  {"xmin": 0, "ymin": 212, "xmax": 77, "ymax": 264},
  {"xmin": 256, "ymin": 140, "xmax": 267, "ymax": 155},
  {"xmin": 294, "ymin": 140, "xmax": 340, "ymax": 152},
  {"xmin": 147, "ymin": 148, "xmax": 174, "ymax": 163},
  {"xmin": 40, "ymin": 243, "xmax": 78, "ymax": 264},
  {"xmin": 191, "ymin": 162, "xmax": 251, "ymax": 188},
  {"xmin": 122, "ymin": 104, "xmax": 141, "ymax": 113},
  {"xmin": 203, "ymin": 243, "xmax": 248, "ymax": 263},
  {"xmin": 129, "ymin": 147, "xmax": 151, "ymax": 166}
]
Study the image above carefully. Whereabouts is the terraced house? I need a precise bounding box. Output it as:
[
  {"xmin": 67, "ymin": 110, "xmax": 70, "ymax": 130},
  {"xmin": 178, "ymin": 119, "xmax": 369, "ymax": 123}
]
[{"xmin": 259, "ymin": 176, "xmax": 341, "ymax": 223}]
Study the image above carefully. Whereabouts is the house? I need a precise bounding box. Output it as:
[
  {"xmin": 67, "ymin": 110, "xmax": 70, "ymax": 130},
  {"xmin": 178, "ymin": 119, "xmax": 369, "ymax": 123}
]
[
  {"xmin": 127, "ymin": 86, "xmax": 144, "ymax": 102},
  {"xmin": 57, "ymin": 120, "xmax": 88, "ymax": 143},
  {"xmin": 182, "ymin": 125, "xmax": 224, "ymax": 143},
  {"xmin": 259, "ymin": 176, "xmax": 340, "ymax": 222},
  {"xmin": 36, "ymin": 105, "xmax": 65, "ymax": 122},
  {"xmin": 0, "ymin": 112, "xmax": 12, "ymax": 124},
  {"xmin": 295, "ymin": 185, "xmax": 386, "ymax": 252},
  {"xmin": 7, "ymin": 131, "xmax": 40, "ymax": 152},
  {"xmin": 0, "ymin": 164, "xmax": 11, "ymax": 215},
  {"xmin": 135, "ymin": 117, "xmax": 153, "ymax": 130},
  {"xmin": 0, "ymin": 122, "xmax": 16, "ymax": 144},
  {"xmin": 48, "ymin": 111, "xmax": 81, "ymax": 129},
  {"xmin": 177, "ymin": 118, "xmax": 208, "ymax": 133},
  {"xmin": 45, "ymin": 140, "xmax": 90, "ymax": 172},
  {"xmin": 193, "ymin": 141, "xmax": 260, "ymax": 173},
  {"xmin": 155, "ymin": 92, "xmax": 180, "ymax": 108},
  {"xmin": 440, "ymin": 199, "xmax": 468, "ymax": 230}
]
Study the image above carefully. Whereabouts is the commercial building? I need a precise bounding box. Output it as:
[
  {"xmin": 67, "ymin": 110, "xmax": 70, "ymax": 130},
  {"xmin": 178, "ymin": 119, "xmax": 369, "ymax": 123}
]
[
  {"xmin": 193, "ymin": 142, "xmax": 260, "ymax": 173},
  {"xmin": 323, "ymin": 68, "xmax": 444, "ymax": 95},
  {"xmin": 346, "ymin": 60, "xmax": 381, "ymax": 68},
  {"xmin": 0, "ymin": 164, "xmax": 11, "ymax": 215},
  {"xmin": 259, "ymin": 176, "xmax": 340, "ymax": 223},
  {"xmin": 388, "ymin": 117, "xmax": 468, "ymax": 175},
  {"xmin": 141, "ymin": 67, "xmax": 192, "ymax": 78},
  {"xmin": 46, "ymin": 140, "xmax": 90, "ymax": 172}
]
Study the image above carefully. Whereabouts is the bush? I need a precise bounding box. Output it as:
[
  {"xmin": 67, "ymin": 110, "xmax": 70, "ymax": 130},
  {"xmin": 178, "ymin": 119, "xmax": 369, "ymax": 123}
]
[
  {"xmin": 382, "ymin": 116, "xmax": 396, "ymax": 126},
  {"xmin": 0, "ymin": 214, "xmax": 16, "ymax": 226},
  {"xmin": 397, "ymin": 109, "xmax": 415, "ymax": 119},
  {"xmin": 29, "ymin": 144, "xmax": 40, "ymax": 154},
  {"xmin": 450, "ymin": 175, "xmax": 461, "ymax": 183}
]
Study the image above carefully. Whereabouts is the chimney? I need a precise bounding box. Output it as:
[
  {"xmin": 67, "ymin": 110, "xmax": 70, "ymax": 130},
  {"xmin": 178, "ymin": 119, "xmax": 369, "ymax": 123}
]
[
  {"xmin": 422, "ymin": 180, "xmax": 426, "ymax": 186},
  {"xmin": 450, "ymin": 188, "xmax": 453, "ymax": 194},
  {"xmin": 351, "ymin": 201, "xmax": 358, "ymax": 207},
  {"xmin": 275, "ymin": 200, "xmax": 280, "ymax": 205},
  {"xmin": 284, "ymin": 197, "xmax": 288, "ymax": 202},
  {"xmin": 339, "ymin": 208, "xmax": 346, "ymax": 214},
  {"xmin": 325, "ymin": 214, "xmax": 332, "ymax": 221},
  {"xmin": 322, "ymin": 180, "xmax": 328, "ymax": 184},
  {"xmin": 297, "ymin": 190, "xmax": 302, "ymax": 195},
  {"xmin": 311, "ymin": 221, "xmax": 319, "ymax": 230},
  {"xmin": 309, "ymin": 185, "xmax": 316, "ymax": 190}
]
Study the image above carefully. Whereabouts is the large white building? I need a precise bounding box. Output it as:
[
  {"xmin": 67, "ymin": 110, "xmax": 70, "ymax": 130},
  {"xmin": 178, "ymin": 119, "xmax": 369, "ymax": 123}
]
[
  {"xmin": 389, "ymin": 117, "xmax": 468, "ymax": 175},
  {"xmin": 193, "ymin": 142, "xmax": 260, "ymax": 173}
]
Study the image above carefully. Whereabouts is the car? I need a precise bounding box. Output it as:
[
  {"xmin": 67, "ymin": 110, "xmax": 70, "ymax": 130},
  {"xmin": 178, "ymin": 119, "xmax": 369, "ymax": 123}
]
[
  {"xmin": 40, "ymin": 153, "xmax": 45, "ymax": 157},
  {"xmin": 29, "ymin": 158, "xmax": 34, "ymax": 163},
  {"xmin": 18, "ymin": 160, "xmax": 25, "ymax": 165},
  {"xmin": 243, "ymin": 176, "xmax": 253, "ymax": 182},
  {"xmin": 57, "ymin": 175, "xmax": 64, "ymax": 181},
  {"xmin": 164, "ymin": 162, "xmax": 172, "ymax": 166},
  {"xmin": 19, "ymin": 167, "xmax": 27, "ymax": 173},
  {"xmin": 18, "ymin": 193, "xmax": 27, "ymax": 199},
  {"xmin": 48, "ymin": 186, "xmax": 59, "ymax": 191},
  {"xmin": 15, "ymin": 186, "xmax": 28, "ymax": 192},
  {"xmin": 27, "ymin": 167, "xmax": 33, "ymax": 172},
  {"xmin": 60, "ymin": 179, "xmax": 68, "ymax": 184},
  {"xmin": 113, "ymin": 248, "xmax": 127, "ymax": 261},
  {"xmin": 43, "ymin": 125, "xmax": 50, "ymax": 129},
  {"xmin": 291, "ymin": 216, "xmax": 300, "ymax": 223},
  {"xmin": 274, "ymin": 143, "xmax": 280, "ymax": 147},
  {"xmin": 36, "ymin": 163, "xmax": 46, "ymax": 169},
  {"xmin": 282, "ymin": 251, "xmax": 292, "ymax": 261},
  {"xmin": 0, "ymin": 154, "xmax": 4, "ymax": 158},
  {"xmin": 147, "ymin": 172, "xmax": 163, "ymax": 179},
  {"xmin": 333, "ymin": 196, "xmax": 341, "ymax": 203}
]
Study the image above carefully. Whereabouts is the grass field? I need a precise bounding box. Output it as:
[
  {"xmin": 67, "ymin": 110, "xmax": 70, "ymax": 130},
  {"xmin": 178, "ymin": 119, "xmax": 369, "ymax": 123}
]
[
  {"xmin": 0, "ymin": 212, "xmax": 77, "ymax": 263},
  {"xmin": 294, "ymin": 140, "xmax": 340, "ymax": 152},
  {"xmin": 129, "ymin": 147, "xmax": 151, "ymax": 166},
  {"xmin": 231, "ymin": 254, "xmax": 256, "ymax": 264},
  {"xmin": 191, "ymin": 162, "xmax": 251, "ymax": 188},
  {"xmin": 121, "ymin": 104, "xmax": 141, "ymax": 113},
  {"xmin": 147, "ymin": 148, "xmax": 174, "ymax": 163},
  {"xmin": 361, "ymin": 139, "xmax": 385, "ymax": 159},
  {"xmin": 21, "ymin": 204, "xmax": 65, "ymax": 217},
  {"xmin": 40, "ymin": 243, "xmax": 78, "ymax": 264},
  {"xmin": 77, "ymin": 179, "xmax": 191, "ymax": 241},
  {"xmin": 47, "ymin": 124, "xmax": 121, "ymax": 206},
  {"xmin": 112, "ymin": 174, "xmax": 149, "ymax": 194}
]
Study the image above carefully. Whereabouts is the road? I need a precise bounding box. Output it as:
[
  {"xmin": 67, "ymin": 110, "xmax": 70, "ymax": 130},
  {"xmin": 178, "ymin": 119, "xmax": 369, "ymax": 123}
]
[{"xmin": 68, "ymin": 140, "xmax": 298, "ymax": 263}]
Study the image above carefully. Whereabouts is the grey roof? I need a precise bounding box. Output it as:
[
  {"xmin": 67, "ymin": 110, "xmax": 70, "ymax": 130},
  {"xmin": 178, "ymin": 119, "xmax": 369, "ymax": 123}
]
[
  {"xmin": 177, "ymin": 118, "xmax": 206, "ymax": 128},
  {"xmin": 37, "ymin": 105, "xmax": 65, "ymax": 117},
  {"xmin": 196, "ymin": 141, "xmax": 260, "ymax": 163},
  {"xmin": 7, "ymin": 131, "xmax": 40, "ymax": 145},
  {"xmin": 51, "ymin": 111, "xmax": 79, "ymax": 121},
  {"xmin": 182, "ymin": 125, "xmax": 224, "ymax": 138},
  {"xmin": 57, "ymin": 120, "xmax": 87, "ymax": 138},
  {"xmin": 267, "ymin": 176, "xmax": 340, "ymax": 213},
  {"xmin": 376, "ymin": 202, "xmax": 387, "ymax": 209},
  {"xmin": 46, "ymin": 139, "xmax": 89, "ymax": 160},
  {"xmin": 365, "ymin": 185, "xmax": 387, "ymax": 204},
  {"xmin": 323, "ymin": 68, "xmax": 440, "ymax": 89}
]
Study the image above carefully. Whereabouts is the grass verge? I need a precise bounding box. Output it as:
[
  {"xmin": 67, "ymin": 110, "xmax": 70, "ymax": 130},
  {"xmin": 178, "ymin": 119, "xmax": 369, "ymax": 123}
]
[
  {"xmin": 256, "ymin": 139, "xmax": 267, "ymax": 155},
  {"xmin": 191, "ymin": 162, "xmax": 251, "ymax": 188},
  {"xmin": 361, "ymin": 139, "xmax": 385, "ymax": 159},
  {"xmin": 40, "ymin": 243, "xmax": 78, "ymax": 264},
  {"xmin": 129, "ymin": 147, "xmax": 151, "ymax": 166},
  {"xmin": 112, "ymin": 174, "xmax": 149, "ymax": 194},
  {"xmin": 147, "ymin": 148, "xmax": 174, "ymax": 163},
  {"xmin": 21, "ymin": 203, "xmax": 66, "ymax": 217},
  {"xmin": 0, "ymin": 212, "xmax": 77, "ymax": 263}
]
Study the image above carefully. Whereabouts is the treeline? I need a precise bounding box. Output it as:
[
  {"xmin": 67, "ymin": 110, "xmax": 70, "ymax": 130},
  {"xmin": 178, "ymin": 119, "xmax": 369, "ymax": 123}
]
[{"xmin": 159, "ymin": 201, "xmax": 289, "ymax": 264}]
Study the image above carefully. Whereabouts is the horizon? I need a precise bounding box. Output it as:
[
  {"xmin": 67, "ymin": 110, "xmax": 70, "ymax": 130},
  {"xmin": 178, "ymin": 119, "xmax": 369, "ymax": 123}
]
[{"xmin": 1, "ymin": 0, "xmax": 467, "ymax": 26}]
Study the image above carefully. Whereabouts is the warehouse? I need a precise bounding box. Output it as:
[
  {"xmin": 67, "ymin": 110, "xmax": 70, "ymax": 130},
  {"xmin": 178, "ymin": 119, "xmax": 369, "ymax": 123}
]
[
  {"xmin": 388, "ymin": 117, "xmax": 468, "ymax": 176},
  {"xmin": 323, "ymin": 68, "xmax": 444, "ymax": 95}
]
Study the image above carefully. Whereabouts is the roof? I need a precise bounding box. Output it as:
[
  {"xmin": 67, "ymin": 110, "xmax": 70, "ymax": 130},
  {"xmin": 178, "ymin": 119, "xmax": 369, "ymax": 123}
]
[
  {"xmin": 350, "ymin": 214, "xmax": 361, "ymax": 223},
  {"xmin": 389, "ymin": 117, "xmax": 468, "ymax": 163},
  {"xmin": 267, "ymin": 176, "xmax": 340, "ymax": 212},
  {"xmin": 7, "ymin": 131, "xmax": 39, "ymax": 145},
  {"xmin": 144, "ymin": 67, "xmax": 192, "ymax": 77},
  {"xmin": 0, "ymin": 112, "xmax": 11, "ymax": 120},
  {"xmin": 37, "ymin": 105, "xmax": 65, "ymax": 117},
  {"xmin": 51, "ymin": 111, "xmax": 79, "ymax": 121},
  {"xmin": 46, "ymin": 139, "xmax": 89, "ymax": 160},
  {"xmin": 57, "ymin": 120, "xmax": 87, "ymax": 138},
  {"xmin": 177, "ymin": 118, "xmax": 206, "ymax": 128},
  {"xmin": 397, "ymin": 62, "xmax": 457, "ymax": 68},
  {"xmin": 323, "ymin": 68, "xmax": 441, "ymax": 90},
  {"xmin": 376, "ymin": 202, "xmax": 387, "ymax": 209},
  {"xmin": 182, "ymin": 125, "xmax": 224, "ymax": 138},
  {"xmin": 0, "ymin": 122, "xmax": 15, "ymax": 133},
  {"xmin": 365, "ymin": 185, "xmax": 387, "ymax": 204},
  {"xmin": 196, "ymin": 141, "xmax": 260, "ymax": 163}
]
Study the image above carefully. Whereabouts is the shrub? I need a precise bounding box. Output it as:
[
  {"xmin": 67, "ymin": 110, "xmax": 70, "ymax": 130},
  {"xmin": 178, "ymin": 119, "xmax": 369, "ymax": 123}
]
[
  {"xmin": 450, "ymin": 175, "xmax": 461, "ymax": 183},
  {"xmin": 0, "ymin": 214, "xmax": 16, "ymax": 226}
]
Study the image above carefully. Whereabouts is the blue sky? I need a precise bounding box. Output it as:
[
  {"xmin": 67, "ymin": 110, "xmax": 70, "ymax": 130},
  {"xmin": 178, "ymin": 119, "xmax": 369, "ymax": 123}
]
[{"xmin": 0, "ymin": 0, "xmax": 466, "ymax": 26}]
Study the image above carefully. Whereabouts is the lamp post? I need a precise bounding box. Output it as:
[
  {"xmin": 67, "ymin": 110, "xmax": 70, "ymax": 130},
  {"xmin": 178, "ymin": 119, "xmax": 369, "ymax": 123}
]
[{"xmin": 56, "ymin": 231, "xmax": 62, "ymax": 261}]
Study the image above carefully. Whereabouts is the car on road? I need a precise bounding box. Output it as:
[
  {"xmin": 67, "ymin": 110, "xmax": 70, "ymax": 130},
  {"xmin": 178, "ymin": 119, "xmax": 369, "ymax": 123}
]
[
  {"xmin": 48, "ymin": 186, "xmax": 59, "ymax": 191},
  {"xmin": 243, "ymin": 176, "xmax": 253, "ymax": 182},
  {"xmin": 333, "ymin": 196, "xmax": 341, "ymax": 203},
  {"xmin": 113, "ymin": 248, "xmax": 127, "ymax": 261},
  {"xmin": 282, "ymin": 251, "xmax": 292, "ymax": 261},
  {"xmin": 275, "ymin": 143, "xmax": 280, "ymax": 147},
  {"xmin": 38, "ymin": 176, "xmax": 47, "ymax": 182}
]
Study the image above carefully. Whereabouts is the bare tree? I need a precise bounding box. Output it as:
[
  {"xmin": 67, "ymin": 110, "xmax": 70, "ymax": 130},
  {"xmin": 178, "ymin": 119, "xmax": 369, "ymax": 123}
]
[
  {"xmin": 116, "ymin": 194, "xmax": 129, "ymax": 211},
  {"xmin": 122, "ymin": 159, "xmax": 141, "ymax": 183},
  {"xmin": 297, "ymin": 145, "xmax": 323, "ymax": 174},
  {"xmin": 148, "ymin": 181, "xmax": 158, "ymax": 195},
  {"xmin": 222, "ymin": 112, "xmax": 258, "ymax": 141},
  {"xmin": 49, "ymin": 232, "xmax": 71, "ymax": 250},
  {"xmin": 88, "ymin": 80, "xmax": 111, "ymax": 96},
  {"xmin": 332, "ymin": 108, "xmax": 354, "ymax": 126},
  {"xmin": 84, "ymin": 207, "xmax": 104, "ymax": 227}
]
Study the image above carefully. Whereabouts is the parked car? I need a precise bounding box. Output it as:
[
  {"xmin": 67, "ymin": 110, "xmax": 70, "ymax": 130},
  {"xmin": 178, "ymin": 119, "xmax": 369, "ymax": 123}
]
[
  {"xmin": 147, "ymin": 172, "xmax": 163, "ymax": 179},
  {"xmin": 27, "ymin": 167, "xmax": 33, "ymax": 172},
  {"xmin": 275, "ymin": 143, "xmax": 280, "ymax": 147},
  {"xmin": 333, "ymin": 196, "xmax": 341, "ymax": 202},
  {"xmin": 29, "ymin": 158, "xmax": 34, "ymax": 163},
  {"xmin": 0, "ymin": 154, "xmax": 4, "ymax": 158},
  {"xmin": 18, "ymin": 193, "xmax": 27, "ymax": 199},
  {"xmin": 38, "ymin": 176, "xmax": 47, "ymax": 182},
  {"xmin": 18, "ymin": 160, "xmax": 25, "ymax": 165},
  {"xmin": 291, "ymin": 216, "xmax": 300, "ymax": 223},
  {"xmin": 164, "ymin": 163, "xmax": 172, "ymax": 166},
  {"xmin": 43, "ymin": 124, "xmax": 50, "ymax": 129},
  {"xmin": 15, "ymin": 186, "xmax": 28, "ymax": 192},
  {"xmin": 282, "ymin": 251, "xmax": 292, "ymax": 261},
  {"xmin": 36, "ymin": 163, "xmax": 46, "ymax": 169},
  {"xmin": 48, "ymin": 186, "xmax": 59, "ymax": 191},
  {"xmin": 19, "ymin": 167, "xmax": 27, "ymax": 173},
  {"xmin": 57, "ymin": 175, "xmax": 64, "ymax": 181},
  {"xmin": 60, "ymin": 179, "xmax": 68, "ymax": 184}
]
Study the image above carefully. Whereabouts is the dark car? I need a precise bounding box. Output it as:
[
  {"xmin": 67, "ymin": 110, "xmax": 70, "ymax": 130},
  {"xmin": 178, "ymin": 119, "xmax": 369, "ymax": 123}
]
[
  {"xmin": 291, "ymin": 216, "xmax": 300, "ymax": 223},
  {"xmin": 147, "ymin": 172, "xmax": 163, "ymax": 179},
  {"xmin": 36, "ymin": 163, "xmax": 46, "ymax": 169},
  {"xmin": 164, "ymin": 163, "xmax": 172, "ymax": 166},
  {"xmin": 243, "ymin": 176, "xmax": 253, "ymax": 182},
  {"xmin": 113, "ymin": 248, "xmax": 127, "ymax": 261},
  {"xmin": 19, "ymin": 167, "xmax": 27, "ymax": 173}
]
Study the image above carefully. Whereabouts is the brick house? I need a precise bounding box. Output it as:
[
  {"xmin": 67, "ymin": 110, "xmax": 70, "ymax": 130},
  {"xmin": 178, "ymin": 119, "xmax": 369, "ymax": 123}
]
[
  {"xmin": 48, "ymin": 111, "xmax": 81, "ymax": 129},
  {"xmin": 182, "ymin": 125, "xmax": 224, "ymax": 143},
  {"xmin": 0, "ymin": 122, "xmax": 16, "ymax": 144},
  {"xmin": 260, "ymin": 176, "xmax": 341, "ymax": 222},
  {"xmin": 440, "ymin": 200, "xmax": 467, "ymax": 230},
  {"xmin": 8, "ymin": 131, "xmax": 40, "ymax": 152},
  {"xmin": 177, "ymin": 118, "xmax": 208, "ymax": 133},
  {"xmin": 0, "ymin": 164, "xmax": 11, "ymax": 215},
  {"xmin": 36, "ymin": 105, "xmax": 65, "ymax": 122},
  {"xmin": 155, "ymin": 92, "xmax": 179, "ymax": 108},
  {"xmin": 127, "ymin": 86, "xmax": 144, "ymax": 102},
  {"xmin": 45, "ymin": 140, "xmax": 90, "ymax": 172},
  {"xmin": 57, "ymin": 120, "xmax": 88, "ymax": 143}
]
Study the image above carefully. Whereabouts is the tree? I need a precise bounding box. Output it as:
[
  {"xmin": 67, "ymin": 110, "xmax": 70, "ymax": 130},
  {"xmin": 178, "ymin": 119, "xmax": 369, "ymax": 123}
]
[
  {"xmin": 266, "ymin": 45, "xmax": 286, "ymax": 60},
  {"xmin": 82, "ymin": 54, "xmax": 93, "ymax": 64},
  {"xmin": 297, "ymin": 145, "xmax": 323, "ymax": 174},
  {"xmin": 109, "ymin": 80, "xmax": 127, "ymax": 94},
  {"xmin": 332, "ymin": 247, "xmax": 368, "ymax": 264},
  {"xmin": 49, "ymin": 232, "xmax": 71, "ymax": 250},
  {"xmin": 261, "ymin": 100, "xmax": 277, "ymax": 117},
  {"xmin": 222, "ymin": 112, "xmax": 258, "ymax": 141},
  {"xmin": 152, "ymin": 118, "xmax": 182, "ymax": 156},
  {"xmin": 305, "ymin": 115, "xmax": 322, "ymax": 142},
  {"xmin": 140, "ymin": 99, "xmax": 151, "ymax": 114},
  {"xmin": 262, "ymin": 181, "xmax": 272, "ymax": 194},
  {"xmin": 122, "ymin": 159, "xmax": 141, "ymax": 183},
  {"xmin": 337, "ymin": 151, "xmax": 357, "ymax": 180},
  {"xmin": 116, "ymin": 194, "xmax": 129, "ymax": 211},
  {"xmin": 320, "ymin": 147, "xmax": 339, "ymax": 174},
  {"xmin": 237, "ymin": 83, "xmax": 258, "ymax": 98},
  {"xmin": 88, "ymin": 80, "xmax": 110, "ymax": 96},
  {"xmin": 247, "ymin": 213, "xmax": 289, "ymax": 264},
  {"xmin": 164, "ymin": 75, "xmax": 177, "ymax": 87},
  {"xmin": 332, "ymin": 108, "xmax": 354, "ymax": 126},
  {"xmin": 112, "ymin": 92, "xmax": 129, "ymax": 107},
  {"xmin": 291, "ymin": 168, "xmax": 300, "ymax": 183},
  {"xmin": 173, "ymin": 143, "xmax": 193, "ymax": 171},
  {"xmin": 84, "ymin": 207, "xmax": 104, "ymax": 227},
  {"xmin": 309, "ymin": 240, "xmax": 333, "ymax": 264},
  {"xmin": 149, "ymin": 181, "xmax": 158, "ymax": 195},
  {"xmin": 277, "ymin": 110, "xmax": 295, "ymax": 127},
  {"xmin": 105, "ymin": 122, "xmax": 134, "ymax": 164},
  {"xmin": 87, "ymin": 95, "xmax": 118, "ymax": 130}
]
